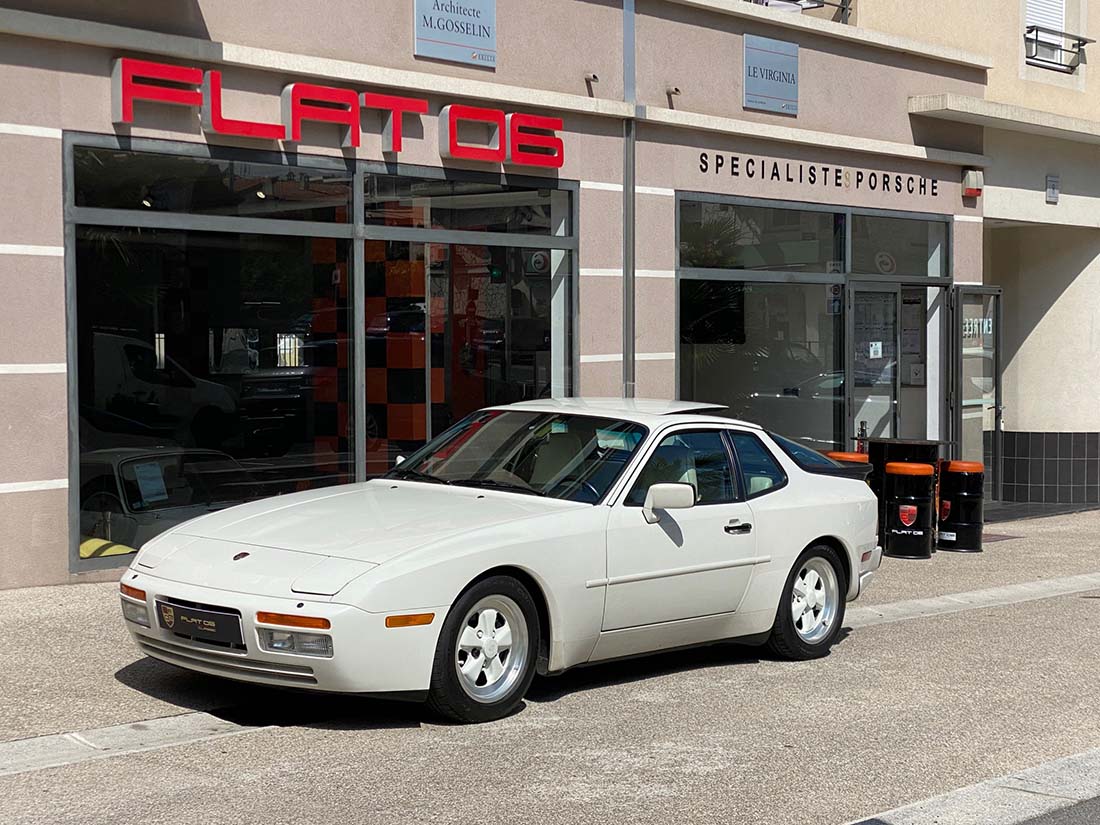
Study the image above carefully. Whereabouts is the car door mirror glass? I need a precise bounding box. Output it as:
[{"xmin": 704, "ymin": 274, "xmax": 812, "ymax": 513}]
[
  {"xmin": 642, "ymin": 482, "xmax": 695, "ymax": 524},
  {"xmin": 394, "ymin": 455, "xmax": 406, "ymax": 466}
]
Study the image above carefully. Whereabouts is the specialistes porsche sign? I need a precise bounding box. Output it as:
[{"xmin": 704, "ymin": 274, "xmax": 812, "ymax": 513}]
[{"xmin": 111, "ymin": 57, "xmax": 564, "ymax": 169}]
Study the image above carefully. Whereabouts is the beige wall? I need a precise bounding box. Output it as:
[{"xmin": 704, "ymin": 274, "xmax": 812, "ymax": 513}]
[
  {"xmin": 983, "ymin": 128, "xmax": 1100, "ymax": 228},
  {"xmin": 987, "ymin": 224, "xmax": 1100, "ymax": 431},
  {"xmin": 636, "ymin": 0, "xmax": 985, "ymax": 154},
  {"xmin": 859, "ymin": 0, "xmax": 1100, "ymax": 120},
  {"xmin": 2, "ymin": 0, "xmax": 625, "ymax": 102}
]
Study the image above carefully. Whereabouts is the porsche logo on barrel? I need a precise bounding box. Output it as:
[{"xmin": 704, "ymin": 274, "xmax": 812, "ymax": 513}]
[
  {"xmin": 160, "ymin": 604, "xmax": 175, "ymax": 628},
  {"xmin": 899, "ymin": 505, "xmax": 917, "ymax": 527},
  {"xmin": 940, "ymin": 500, "xmax": 951, "ymax": 521}
]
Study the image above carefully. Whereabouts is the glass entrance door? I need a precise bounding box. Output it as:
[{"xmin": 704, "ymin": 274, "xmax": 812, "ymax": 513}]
[
  {"xmin": 955, "ymin": 287, "xmax": 1002, "ymax": 498},
  {"xmin": 848, "ymin": 284, "xmax": 900, "ymax": 444}
]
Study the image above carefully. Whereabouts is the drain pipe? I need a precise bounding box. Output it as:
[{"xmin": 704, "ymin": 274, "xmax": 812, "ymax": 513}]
[{"xmin": 622, "ymin": 0, "xmax": 637, "ymax": 398}]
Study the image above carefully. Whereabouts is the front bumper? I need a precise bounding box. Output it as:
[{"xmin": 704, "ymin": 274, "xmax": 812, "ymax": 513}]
[
  {"xmin": 855, "ymin": 545, "xmax": 883, "ymax": 599},
  {"xmin": 120, "ymin": 569, "xmax": 446, "ymax": 694}
]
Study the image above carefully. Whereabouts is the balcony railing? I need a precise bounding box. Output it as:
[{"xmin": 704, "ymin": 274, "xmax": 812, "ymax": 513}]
[
  {"xmin": 1024, "ymin": 25, "xmax": 1094, "ymax": 72},
  {"xmin": 745, "ymin": 0, "xmax": 852, "ymax": 25}
]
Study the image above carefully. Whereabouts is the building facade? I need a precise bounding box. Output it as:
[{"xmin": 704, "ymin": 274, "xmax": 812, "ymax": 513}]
[
  {"xmin": 848, "ymin": 0, "xmax": 1100, "ymax": 506},
  {"xmin": 0, "ymin": 0, "xmax": 996, "ymax": 588}
]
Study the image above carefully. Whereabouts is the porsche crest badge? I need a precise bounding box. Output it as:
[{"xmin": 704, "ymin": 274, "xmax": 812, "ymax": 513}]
[{"xmin": 899, "ymin": 504, "xmax": 917, "ymax": 527}]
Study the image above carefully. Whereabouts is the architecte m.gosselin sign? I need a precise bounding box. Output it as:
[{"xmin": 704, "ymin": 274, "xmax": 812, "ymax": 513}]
[{"xmin": 415, "ymin": 0, "xmax": 496, "ymax": 69}]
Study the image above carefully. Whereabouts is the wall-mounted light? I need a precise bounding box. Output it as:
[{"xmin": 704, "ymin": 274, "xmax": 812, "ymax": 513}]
[
  {"xmin": 666, "ymin": 85, "xmax": 682, "ymax": 97},
  {"xmin": 584, "ymin": 72, "xmax": 599, "ymax": 83}
]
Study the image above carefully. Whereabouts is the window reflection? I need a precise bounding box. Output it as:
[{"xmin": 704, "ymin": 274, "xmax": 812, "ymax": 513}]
[
  {"xmin": 679, "ymin": 201, "xmax": 845, "ymax": 272},
  {"xmin": 365, "ymin": 174, "xmax": 570, "ymax": 235},
  {"xmin": 76, "ymin": 228, "xmax": 352, "ymax": 557},
  {"xmin": 679, "ymin": 280, "xmax": 845, "ymax": 451},
  {"xmin": 74, "ymin": 147, "xmax": 351, "ymax": 222}
]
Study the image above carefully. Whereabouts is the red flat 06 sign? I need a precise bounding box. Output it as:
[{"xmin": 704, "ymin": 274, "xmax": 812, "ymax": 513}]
[{"xmin": 112, "ymin": 57, "xmax": 564, "ymax": 169}]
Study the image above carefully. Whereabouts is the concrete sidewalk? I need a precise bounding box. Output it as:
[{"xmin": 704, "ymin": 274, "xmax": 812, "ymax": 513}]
[{"xmin": 1, "ymin": 511, "xmax": 1099, "ymax": 825}]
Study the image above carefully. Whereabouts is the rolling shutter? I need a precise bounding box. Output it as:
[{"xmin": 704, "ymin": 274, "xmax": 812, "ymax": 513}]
[{"xmin": 1026, "ymin": 0, "xmax": 1065, "ymax": 39}]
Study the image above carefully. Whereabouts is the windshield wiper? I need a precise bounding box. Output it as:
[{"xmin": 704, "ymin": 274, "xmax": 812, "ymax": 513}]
[
  {"xmin": 388, "ymin": 467, "xmax": 451, "ymax": 485},
  {"xmin": 452, "ymin": 478, "xmax": 545, "ymax": 496}
]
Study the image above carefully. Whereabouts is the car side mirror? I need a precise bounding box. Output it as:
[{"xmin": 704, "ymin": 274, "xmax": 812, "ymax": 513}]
[
  {"xmin": 642, "ymin": 482, "xmax": 695, "ymax": 524},
  {"xmin": 394, "ymin": 455, "xmax": 406, "ymax": 466}
]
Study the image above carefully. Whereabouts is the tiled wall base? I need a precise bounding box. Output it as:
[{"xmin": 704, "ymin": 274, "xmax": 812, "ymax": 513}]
[{"xmin": 1000, "ymin": 431, "xmax": 1100, "ymax": 503}]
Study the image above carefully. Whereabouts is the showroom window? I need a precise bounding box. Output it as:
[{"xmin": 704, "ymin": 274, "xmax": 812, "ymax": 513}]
[
  {"xmin": 677, "ymin": 196, "xmax": 949, "ymax": 452},
  {"xmin": 679, "ymin": 200, "xmax": 845, "ymax": 272},
  {"xmin": 850, "ymin": 214, "xmax": 946, "ymax": 278},
  {"xmin": 68, "ymin": 139, "xmax": 575, "ymax": 567}
]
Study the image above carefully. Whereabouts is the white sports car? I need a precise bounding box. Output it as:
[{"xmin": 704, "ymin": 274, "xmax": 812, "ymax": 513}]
[{"xmin": 119, "ymin": 398, "xmax": 881, "ymax": 723}]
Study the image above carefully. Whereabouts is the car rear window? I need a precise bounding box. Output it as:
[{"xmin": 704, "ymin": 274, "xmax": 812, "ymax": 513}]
[{"xmin": 770, "ymin": 434, "xmax": 840, "ymax": 469}]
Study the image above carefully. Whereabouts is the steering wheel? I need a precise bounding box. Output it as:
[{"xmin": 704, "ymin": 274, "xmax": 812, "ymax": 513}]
[{"xmin": 548, "ymin": 477, "xmax": 600, "ymax": 501}]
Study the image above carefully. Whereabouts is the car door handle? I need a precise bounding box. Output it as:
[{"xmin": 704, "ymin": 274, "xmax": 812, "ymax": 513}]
[{"xmin": 724, "ymin": 520, "xmax": 753, "ymax": 535}]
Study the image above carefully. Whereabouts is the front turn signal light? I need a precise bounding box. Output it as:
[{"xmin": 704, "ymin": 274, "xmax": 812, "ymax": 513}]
[
  {"xmin": 385, "ymin": 612, "xmax": 435, "ymax": 628},
  {"xmin": 255, "ymin": 611, "xmax": 331, "ymax": 630},
  {"xmin": 120, "ymin": 584, "xmax": 146, "ymax": 601}
]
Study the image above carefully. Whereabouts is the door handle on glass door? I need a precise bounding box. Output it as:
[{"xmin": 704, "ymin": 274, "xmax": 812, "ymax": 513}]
[{"xmin": 725, "ymin": 520, "xmax": 752, "ymax": 535}]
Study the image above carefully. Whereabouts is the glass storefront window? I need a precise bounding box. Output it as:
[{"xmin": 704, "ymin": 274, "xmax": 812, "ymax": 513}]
[
  {"xmin": 76, "ymin": 227, "xmax": 353, "ymax": 557},
  {"xmin": 851, "ymin": 214, "xmax": 946, "ymax": 277},
  {"xmin": 365, "ymin": 174, "xmax": 572, "ymax": 235},
  {"xmin": 679, "ymin": 279, "xmax": 845, "ymax": 451},
  {"xmin": 679, "ymin": 200, "xmax": 845, "ymax": 272},
  {"xmin": 362, "ymin": 238, "xmax": 569, "ymax": 474},
  {"xmin": 74, "ymin": 147, "xmax": 352, "ymax": 222}
]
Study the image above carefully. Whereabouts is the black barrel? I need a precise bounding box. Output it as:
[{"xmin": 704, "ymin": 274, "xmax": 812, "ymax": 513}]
[
  {"xmin": 938, "ymin": 461, "xmax": 985, "ymax": 552},
  {"xmin": 883, "ymin": 462, "xmax": 935, "ymax": 559}
]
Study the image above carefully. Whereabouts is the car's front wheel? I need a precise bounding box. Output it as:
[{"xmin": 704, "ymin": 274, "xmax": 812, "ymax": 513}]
[
  {"xmin": 768, "ymin": 544, "xmax": 847, "ymax": 660},
  {"xmin": 427, "ymin": 575, "xmax": 540, "ymax": 723}
]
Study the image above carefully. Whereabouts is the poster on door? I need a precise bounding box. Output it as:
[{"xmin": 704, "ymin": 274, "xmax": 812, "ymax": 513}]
[{"xmin": 853, "ymin": 292, "xmax": 896, "ymax": 387}]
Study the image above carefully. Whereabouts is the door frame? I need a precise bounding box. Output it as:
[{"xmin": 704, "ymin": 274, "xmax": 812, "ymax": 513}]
[
  {"xmin": 949, "ymin": 285, "xmax": 1004, "ymax": 500},
  {"xmin": 846, "ymin": 281, "xmax": 902, "ymax": 446}
]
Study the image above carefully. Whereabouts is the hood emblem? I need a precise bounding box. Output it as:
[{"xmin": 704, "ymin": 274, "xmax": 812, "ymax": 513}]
[
  {"xmin": 233, "ymin": 551, "xmax": 250, "ymax": 561},
  {"xmin": 160, "ymin": 604, "xmax": 175, "ymax": 628}
]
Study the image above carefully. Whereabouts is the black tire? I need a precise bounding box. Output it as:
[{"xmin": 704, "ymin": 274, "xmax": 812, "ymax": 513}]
[
  {"xmin": 767, "ymin": 544, "xmax": 847, "ymax": 660},
  {"xmin": 427, "ymin": 575, "xmax": 540, "ymax": 724}
]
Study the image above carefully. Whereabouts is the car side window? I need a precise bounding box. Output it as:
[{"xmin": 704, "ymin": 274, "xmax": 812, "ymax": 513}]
[
  {"xmin": 625, "ymin": 430, "xmax": 736, "ymax": 506},
  {"xmin": 727, "ymin": 432, "xmax": 787, "ymax": 497}
]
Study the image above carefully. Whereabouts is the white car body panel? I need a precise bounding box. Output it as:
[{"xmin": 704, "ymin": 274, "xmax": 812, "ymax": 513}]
[{"xmin": 120, "ymin": 399, "xmax": 880, "ymax": 697}]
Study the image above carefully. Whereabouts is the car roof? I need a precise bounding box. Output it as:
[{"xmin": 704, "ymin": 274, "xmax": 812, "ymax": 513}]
[{"xmin": 492, "ymin": 397, "xmax": 763, "ymax": 429}]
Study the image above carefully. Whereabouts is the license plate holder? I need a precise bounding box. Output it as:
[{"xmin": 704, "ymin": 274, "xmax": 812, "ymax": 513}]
[{"xmin": 155, "ymin": 600, "xmax": 244, "ymax": 646}]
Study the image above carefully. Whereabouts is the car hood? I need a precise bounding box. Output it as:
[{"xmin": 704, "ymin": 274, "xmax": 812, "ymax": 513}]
[{"xmin": 149, "ymin": 479, "xmax": 580, "ymax": 566}]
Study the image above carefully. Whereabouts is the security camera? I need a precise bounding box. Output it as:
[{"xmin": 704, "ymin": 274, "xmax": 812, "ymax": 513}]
[
  {"xmin": 666, "ymin": 85, "xmax": 682, "ymax": 96},
  {"xmin": 585, "ymin": 72, "xmax": 599, "ymax": 83}
]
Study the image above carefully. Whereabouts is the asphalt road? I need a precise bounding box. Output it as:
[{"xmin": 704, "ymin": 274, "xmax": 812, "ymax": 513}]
[{"xmin": 2, "ymin": 510, "xmax": 1100, "ymax": 825}]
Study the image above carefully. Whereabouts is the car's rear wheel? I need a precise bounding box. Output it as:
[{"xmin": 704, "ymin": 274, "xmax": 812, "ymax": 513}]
[
  {"xmin": 767, "ymin": 544, "xmax": 846, "ymax": 660},
  {"xmin": 427, "ymin": 576, "xmax": 539, "ymax": 723}
]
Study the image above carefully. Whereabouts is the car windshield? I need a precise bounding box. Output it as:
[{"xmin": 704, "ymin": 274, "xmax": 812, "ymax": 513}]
[
  {"xmin": 387, "ymin": 410, "xmax": 648, "ymax": 503},
  {"xmin": 119, "ymin": 453, "xmax": 259, "ymax": 512}
]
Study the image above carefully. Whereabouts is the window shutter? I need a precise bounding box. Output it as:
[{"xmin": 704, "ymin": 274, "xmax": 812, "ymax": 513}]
[{"xmin": 1026, "ymin": 0, "xmax": 1065, "ymax": 35}]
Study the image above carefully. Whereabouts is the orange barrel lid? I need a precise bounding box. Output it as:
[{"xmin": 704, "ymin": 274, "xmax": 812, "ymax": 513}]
[
  {"xmin": 825, "ymin": 451, "xmax": 870, "ymax": 463},
  {"xmin": 946, "ymin": 460, "xmax": 985, "ymax": 473},
  {"xmin": 885, "ymin": 461, "xmax": 935, "ymax": 476}
]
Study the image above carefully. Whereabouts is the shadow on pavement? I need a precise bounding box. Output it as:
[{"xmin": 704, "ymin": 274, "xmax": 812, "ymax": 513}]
[
  {"xmin": 527, "ymin": 626, "xmax": 852, "ymax": 702},
  {"xmin": 115, "ymin": 657, "xmax": 422, "ymax": 730}
]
